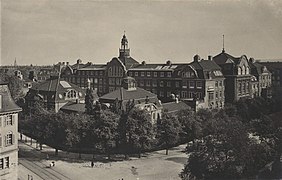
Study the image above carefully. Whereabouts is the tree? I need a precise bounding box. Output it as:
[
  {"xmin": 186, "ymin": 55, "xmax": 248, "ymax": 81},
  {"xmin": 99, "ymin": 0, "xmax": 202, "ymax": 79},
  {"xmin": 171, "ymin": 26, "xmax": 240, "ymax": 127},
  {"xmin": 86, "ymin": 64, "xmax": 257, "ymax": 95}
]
[
  {"xmin": 93, "ymin": 110, "xmax": 119, "ymax": 159},
  {"xmin": 157, "ymin": 113, "xmax": 181, "ymax": 155},
  {"xmin": 0, "ymin": 72, "xmax": 24, "ymax": 101},
  {"xmin": 117, "ymin": 107, "xmax": 154, "ymax": 159},
  {"xmin": 85, "ymin": 88, "xmax": 94, "ymax": 114},
  {"xmin": 177, "ymin": 108, "xmax": 202, "ymax": 143}
]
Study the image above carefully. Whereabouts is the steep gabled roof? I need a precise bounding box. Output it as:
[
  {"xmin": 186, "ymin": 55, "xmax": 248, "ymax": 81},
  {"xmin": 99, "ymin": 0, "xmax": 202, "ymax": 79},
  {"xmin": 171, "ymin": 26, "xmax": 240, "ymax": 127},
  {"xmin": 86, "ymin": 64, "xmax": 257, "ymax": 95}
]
[
  {"xmin": 0, "ymin": 84, "xmax": 22, "ymax": 113},
  {"xmin": 213, "ymin": 51, "xmax": 240, "ymax": 65}
]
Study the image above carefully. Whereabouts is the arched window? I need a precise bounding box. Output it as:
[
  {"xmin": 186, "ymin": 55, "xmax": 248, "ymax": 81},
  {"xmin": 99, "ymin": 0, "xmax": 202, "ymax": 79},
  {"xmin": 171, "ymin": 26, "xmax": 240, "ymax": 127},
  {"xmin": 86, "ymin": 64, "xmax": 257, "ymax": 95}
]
[
  {"xmin": 66, "ymin": 90, "xmax": 77, "ymax": 99},
  {"xmin": 238, "ymin": 67, "xmax": 242, "ymax": 75},
  {"xmin": 246, "ymin": 66, "xmax": 249, "ymax": 74},
  {"xmin": 108, "ymin": 67, "xmax": 112, "ymax": 76},
  {"xmin": 242, "ymin": 65, "xmax": 245, "ymax": 75}
]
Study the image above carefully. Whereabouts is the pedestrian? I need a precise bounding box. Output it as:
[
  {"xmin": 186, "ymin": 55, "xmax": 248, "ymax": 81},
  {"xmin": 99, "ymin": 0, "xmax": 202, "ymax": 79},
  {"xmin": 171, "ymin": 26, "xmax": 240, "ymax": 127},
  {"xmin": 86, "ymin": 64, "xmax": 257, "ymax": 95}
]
[
  {"xmin": 46, "ymin": 154, "xmax": 49, "ymax": 160},
  {"xmin": 91, "ymin": 161, "xmax": 94, "ymax": 168}
]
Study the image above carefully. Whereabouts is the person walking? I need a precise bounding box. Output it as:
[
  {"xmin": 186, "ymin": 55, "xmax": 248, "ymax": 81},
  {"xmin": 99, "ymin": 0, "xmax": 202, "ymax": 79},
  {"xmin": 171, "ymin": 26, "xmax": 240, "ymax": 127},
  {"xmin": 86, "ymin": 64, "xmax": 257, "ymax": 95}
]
[{"xmin": 91, "ymin": 161, "xmax": 94, "ymax": 168}]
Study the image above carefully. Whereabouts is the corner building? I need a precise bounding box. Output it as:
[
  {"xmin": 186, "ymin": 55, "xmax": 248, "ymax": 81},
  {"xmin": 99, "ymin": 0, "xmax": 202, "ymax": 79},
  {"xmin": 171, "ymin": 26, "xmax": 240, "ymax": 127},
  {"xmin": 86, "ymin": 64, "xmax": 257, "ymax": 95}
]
[
  {"xmin": 0, "ymin": 84, "xmax": 22, "ymax": 180},
  {"xmin": 213, "ymin": 49, "xmax": 252, "ymax": 103}
]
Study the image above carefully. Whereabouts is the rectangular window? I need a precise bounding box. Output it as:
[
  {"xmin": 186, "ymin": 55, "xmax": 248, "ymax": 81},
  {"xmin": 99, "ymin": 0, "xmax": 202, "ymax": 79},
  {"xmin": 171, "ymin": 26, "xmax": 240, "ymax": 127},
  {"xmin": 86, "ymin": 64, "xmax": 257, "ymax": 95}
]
[
  {"xmin": 160, "ymin": 91, "xmax": 164, "ymax": 97},
  {"xmin": 99, "ymin": 87, "xmax": 103, "ymax": 93},
  {"xmin": 160, "ymin": 72, "xmax": 164, "ymax": 77},
  {"xmin": 219, "ymin": 81, "xmax": 222, "ymax": 87},
  {"xmin": 160, "ymin": 81, "xmax": 164, "ymax": 87},
  {"xmin": 209, "ymin": 92, "xmax": 214, "ymax": 100},
  {"xmin": 167, "ymin": 81, "xmax": 171, "ymax": 87},
  {"xmin": 4, "ymin": 157, "xmax": 9, "ymax": 169},
  {"xmin": 196, "ymin": 81, "xmax": 202, "ymax": 89},
  {"xmin": 146, "ymin": 80, "xmax": 151, "ymax": 87},
  {"xmin": 181, "ymin": 91, "xmax": 187, "ymax": 98},
  {"xmin": 147, "ymin": 72, "xmax": 151, "ymax": 77},
  {"xmin": 215, "ymin": 81, "xmax": 218, "ymax": 87},
  {"xmin": 6, "ymin": 133, "xmax": 12, "ymax": 146},
  {"xmin": 99, "ymin": 78, "xmax": 103, "ymax": 84},
  {"xmin": 6, "ymin": 115, "xmax": 12, "ymax": 126},
  {"xmin": 129, "ymin": 72, "xmax": 133, "ymax": 77},
  {"xmin": 154, "ymin": 72, "xmax": 158, "ymax": 77},
  {"xmin": 189, "ymin": 81, "xmax": 195, "ymax": 89},
  {"xmin": 99, "ymin": 71, "xmax": 103, "ymax": 76},
  {"xmin": 176, "ymin": 82, "xmax": 180, "ymax": 88},
  {"xmin": 182, "ymin": 81, "xmax": 187, "ymax": 88},
  {"xmin": 135, "ymin": 72, "xmax": 138, "ymax": 77},
  {"xmin": 216, "ymin": 92, "xmax": 218, "ymax": 99},
  {"xmin": 188, "ymin": 92, "xmax": 194, "ymax": 98},
  {"xmin": 141, "ymin": 72, "xmax": 145, "ymax": 77},
  {"xmin": 140, "ymin": 80, "xmax": 144, "ymax": 86},
  {"xmin": 152, "ymin": 80, "xmax": 157, "ymax": 87},
  {"xmin": 167, "ymin": 72, "xmax": 172, "ymax": 77},
  {"xmin": 94, "ymin": 78, "xmax": 98, "ymax": 84}
]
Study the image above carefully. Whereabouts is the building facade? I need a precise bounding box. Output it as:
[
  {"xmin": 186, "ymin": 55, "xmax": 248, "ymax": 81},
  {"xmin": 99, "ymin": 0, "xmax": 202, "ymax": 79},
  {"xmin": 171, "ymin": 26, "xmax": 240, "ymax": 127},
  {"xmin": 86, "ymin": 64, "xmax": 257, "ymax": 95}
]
[
  {"xmin": 60, "ymin": 35, "xmax": 226, "ymax": 110},
  {"xmin": 258, "ymin": 61, "xmax": 282, "ymax": 100},
  {"xmin": 249, "ymin": 58, "xmax": 272, "ymax": 98},
  {"xmin": 213, "ymin": 49, "xmax": 252, "ymax": 103},
  {"xmin": 0, "ymin": 84, "xmax": 22, "ymax": 180},
  {"xmin": 25, "ymin": 76, "xmax": 86, "ymax": 112}
]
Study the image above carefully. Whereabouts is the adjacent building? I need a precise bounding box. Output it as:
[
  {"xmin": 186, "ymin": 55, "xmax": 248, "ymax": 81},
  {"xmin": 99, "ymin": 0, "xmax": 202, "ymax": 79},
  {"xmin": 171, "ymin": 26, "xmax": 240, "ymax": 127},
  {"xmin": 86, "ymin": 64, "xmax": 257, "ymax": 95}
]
[
  {"xmin": 257, "ymin": 61, "xmax": 282, "ymax": 99},
  {"xmin": 99, "ymin": 77, "xmax": 162, "ymax": 124},
  {"xmin": 213, "ymin": 49, "xmax": 252, "ymax": 103},
  {"xmin": 25, "ymin": 76, "xmax": 86, "ymax": 112},
  {"xmin": 0, "ymin": 84, "xmax": 22, "ymax": 180},
  {"xmin": 249, "ymin": 58, "xmax": 272, "ymax": 98}
]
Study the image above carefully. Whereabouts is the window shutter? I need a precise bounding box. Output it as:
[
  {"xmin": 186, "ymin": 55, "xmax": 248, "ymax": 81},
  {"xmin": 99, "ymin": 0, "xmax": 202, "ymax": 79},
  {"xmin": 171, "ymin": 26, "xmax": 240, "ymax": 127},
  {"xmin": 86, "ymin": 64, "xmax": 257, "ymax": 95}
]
[
  {"xmin": 4, "ymin": 136, "xmax": 6, "ymax": 146},
  {"xmin": 0, "ymin": 136, "xmax": 2, "ymax": 147},
  {"xmin": 12, "ymin": 114, "xmax": 16, "ymax": 125},
  {"xmin": 0, "ymin": 116, "xmax": 2, "ymax": 127},
  {"xmin": 3, "ymin": 116, "xmax": 6, "ymax": 127},
  {"xmin": 12, "ymin": 134, "xmax": 15, "ymax": 145}
]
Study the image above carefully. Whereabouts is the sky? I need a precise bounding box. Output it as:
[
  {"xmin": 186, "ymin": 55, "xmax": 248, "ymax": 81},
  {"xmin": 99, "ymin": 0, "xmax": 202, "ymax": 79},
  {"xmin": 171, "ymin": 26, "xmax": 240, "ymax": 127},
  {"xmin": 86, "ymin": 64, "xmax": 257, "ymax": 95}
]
[{"xmin": 1, "ymin": 0, "xmax": 282, "ymax": 66}]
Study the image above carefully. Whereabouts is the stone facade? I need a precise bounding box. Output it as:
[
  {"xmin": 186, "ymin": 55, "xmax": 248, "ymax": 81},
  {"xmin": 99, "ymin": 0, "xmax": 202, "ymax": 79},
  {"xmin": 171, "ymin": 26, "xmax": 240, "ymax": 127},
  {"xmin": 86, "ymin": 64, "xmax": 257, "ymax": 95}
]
[{"xmin": 0, "ymin": 84, "xmax": 22, "ymax": 180}]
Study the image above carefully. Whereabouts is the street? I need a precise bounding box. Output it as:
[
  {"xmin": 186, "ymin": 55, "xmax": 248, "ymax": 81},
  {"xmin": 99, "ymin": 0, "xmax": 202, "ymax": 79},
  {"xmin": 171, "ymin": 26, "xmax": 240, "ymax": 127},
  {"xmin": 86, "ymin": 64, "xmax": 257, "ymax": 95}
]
[{"xmin": 18, "ymin": 136, "xmax": 187, "ymax": 180}]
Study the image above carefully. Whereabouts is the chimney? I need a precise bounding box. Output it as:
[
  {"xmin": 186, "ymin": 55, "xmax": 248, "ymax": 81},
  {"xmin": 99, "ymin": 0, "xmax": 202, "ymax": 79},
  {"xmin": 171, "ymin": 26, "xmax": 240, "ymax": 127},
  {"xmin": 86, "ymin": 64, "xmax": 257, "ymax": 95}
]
[
  {"xmin": 249, "ymin": 58, "xmax": 255, "ymax": 63},
  {"xmin": 166, "ymin": 60, "xmax": 172, "ymax": 66},
  {"xmin": 193, "ymin": 55, "xmax": 200, "ymax": 62},
  {"xmin": 62, "ymin": 62, "xmax": 65, "ymax": 65},
  {"xmin": 66, "ymin": 62, "xmax": 69, "ymax": 66},
  {"xmin": 208, "ymin": 55, "xmax": 213, "ymax": 61},
  {"xmin": 142, "ymin": 61, "xmax": 146, "ymax": 65}
]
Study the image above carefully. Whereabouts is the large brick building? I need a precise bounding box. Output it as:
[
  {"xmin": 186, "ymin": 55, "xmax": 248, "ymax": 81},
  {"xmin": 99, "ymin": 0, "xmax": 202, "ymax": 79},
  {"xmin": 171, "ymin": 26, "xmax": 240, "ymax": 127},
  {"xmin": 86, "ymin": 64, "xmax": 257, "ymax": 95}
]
[
  {"xmin": 213, "ymin": 49, "xmax": 253, "ymax": 103},
  {"xmin": 61, "ymin": 34, "xmax": 225, "ymax": 110},
  {"xmin": 0, "ymin": 84, "xmax": 22, "ymax": 180}
]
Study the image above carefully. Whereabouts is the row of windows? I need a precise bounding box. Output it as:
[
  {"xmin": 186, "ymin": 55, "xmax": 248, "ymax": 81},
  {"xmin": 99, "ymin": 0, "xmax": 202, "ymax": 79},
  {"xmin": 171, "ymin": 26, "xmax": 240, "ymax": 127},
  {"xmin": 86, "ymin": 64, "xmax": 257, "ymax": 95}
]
[
  {"xmin": 238, "ymin": 65, "xmax": 250, "ymax": 75},
  {"xmin": 208, "ymin": 91, "xmax": 224, "ymax": 101},
  {"xmin": 128, "ymin": 71, "xmax": 172, "ymax": 78},
  {"xmin": 0, "ymin": 132, "xmax": 15, "ymax": 147},
  {"xmin": 0, "ymin": 157, "xmax": 9, "ymax": 170},
  {"xmin": 209, "ymin": 101, "xmax": 224, "ymax": 109},
  {"xmin": 0, "ymin": 114, "xmax": 15, "ymax": 127},
  {"xmin": 108, "ymin": 67, "xmax": 123, "ymax": 77},
  {"xmin": 181, "ymin": 91, "xmax": 202, "ymax": 99},
  {"xmin": 77, "ymin": 70, "xmax": 104, "ymax": 76},
  {"xmin": 215, "ymin": 81, "xmax": 223, "ymax": 87},
  {"xmin": 238, "ymin": 82, "xmax": 250, "ymax": 94},
  {"xmin": 182, "ymin": 81, "xmax": 203, "ymax": 89}
]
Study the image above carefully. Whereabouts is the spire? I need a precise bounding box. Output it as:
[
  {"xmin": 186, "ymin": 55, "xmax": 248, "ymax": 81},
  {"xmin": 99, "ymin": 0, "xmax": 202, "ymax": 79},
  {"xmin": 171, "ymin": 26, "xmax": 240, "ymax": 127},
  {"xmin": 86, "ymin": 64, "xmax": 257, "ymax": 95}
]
[
  {"xmin": 119, "ymin": 32, "xmax": 130, "ymax": 61},
  {"xmin": 14, "ymin": 57, "xmax": 17, "ymax": 67},
  {"xmin": 222, "ymin": 34, "xmax": 225, "ymax": 53}
]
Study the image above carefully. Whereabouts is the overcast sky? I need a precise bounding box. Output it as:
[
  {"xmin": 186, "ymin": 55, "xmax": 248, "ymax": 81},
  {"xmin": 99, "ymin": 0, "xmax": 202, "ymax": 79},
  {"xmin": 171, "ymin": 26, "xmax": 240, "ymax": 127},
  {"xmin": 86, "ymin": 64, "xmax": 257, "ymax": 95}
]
[{"xmin": 1, "ymin": 0, "xmax": 282, "ymax": 65}]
